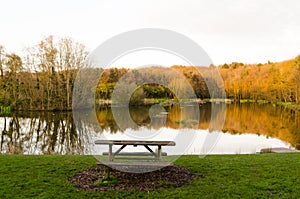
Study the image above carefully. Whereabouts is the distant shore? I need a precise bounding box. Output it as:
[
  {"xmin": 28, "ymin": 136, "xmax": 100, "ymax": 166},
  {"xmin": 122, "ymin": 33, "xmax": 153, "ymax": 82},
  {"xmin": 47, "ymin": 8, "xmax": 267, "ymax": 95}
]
[{"xmin": 97, "ymin": 98, "xmax": 300, "ymax": 111}]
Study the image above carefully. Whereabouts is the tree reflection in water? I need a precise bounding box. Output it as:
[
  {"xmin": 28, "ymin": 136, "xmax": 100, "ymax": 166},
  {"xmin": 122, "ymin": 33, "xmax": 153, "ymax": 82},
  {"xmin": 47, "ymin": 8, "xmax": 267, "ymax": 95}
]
[
  {"xmin": 0, "ymin": 103, "xmax": 300, "ymax": 154},
  {"xmin": 0, "ymin": 111, "xmax": 95, "ymax": 154}
]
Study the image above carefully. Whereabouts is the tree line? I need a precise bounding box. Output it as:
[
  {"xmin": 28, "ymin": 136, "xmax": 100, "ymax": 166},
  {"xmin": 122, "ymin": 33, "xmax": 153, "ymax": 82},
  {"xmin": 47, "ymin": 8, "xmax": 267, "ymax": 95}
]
[
  {"xmin": 96, "ymin": 60, "xmax": 300, "ymax": 106},
  {"xmin": 0, "ymin": 35, "xmax": 299, "ymax": 110},
  {"xmin": 96, "ymin": 66, "xmax": 220, "ymax": 105},
  {"xmin": 219, "ymin": 57, "xmax": 300, "ymax": 103},
  {"xmin": 0, "ymin": 36, "xmax": 87, "ymax": 110}
]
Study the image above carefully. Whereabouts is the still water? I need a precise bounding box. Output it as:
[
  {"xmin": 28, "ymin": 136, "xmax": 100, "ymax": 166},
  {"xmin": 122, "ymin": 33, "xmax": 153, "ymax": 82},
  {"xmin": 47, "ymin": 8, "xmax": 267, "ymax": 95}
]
[{"xmin": 0, "ymin": 103, "xmax": 299, "ymax": 155}]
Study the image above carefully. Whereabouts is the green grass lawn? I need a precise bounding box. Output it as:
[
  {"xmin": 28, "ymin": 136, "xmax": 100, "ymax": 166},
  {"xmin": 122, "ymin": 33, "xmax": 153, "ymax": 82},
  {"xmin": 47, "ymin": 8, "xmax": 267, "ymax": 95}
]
[{"xmin": 0, "ymin": 154, "xmax": 299, "ymax": 198}]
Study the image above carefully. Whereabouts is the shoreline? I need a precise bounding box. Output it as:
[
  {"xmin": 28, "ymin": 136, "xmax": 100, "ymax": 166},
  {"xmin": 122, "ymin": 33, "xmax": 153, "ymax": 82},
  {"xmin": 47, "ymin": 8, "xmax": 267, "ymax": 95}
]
[{"xmin": 1, "ymin": 98, "xmax": 299, "ymax": 112}]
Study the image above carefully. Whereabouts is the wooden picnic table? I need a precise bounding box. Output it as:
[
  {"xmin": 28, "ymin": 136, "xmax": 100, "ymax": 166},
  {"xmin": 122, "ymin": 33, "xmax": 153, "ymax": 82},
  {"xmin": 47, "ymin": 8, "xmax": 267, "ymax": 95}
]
[{"xmin": 95, "ymin": 140, "xmax": 176, "ymax": 161}]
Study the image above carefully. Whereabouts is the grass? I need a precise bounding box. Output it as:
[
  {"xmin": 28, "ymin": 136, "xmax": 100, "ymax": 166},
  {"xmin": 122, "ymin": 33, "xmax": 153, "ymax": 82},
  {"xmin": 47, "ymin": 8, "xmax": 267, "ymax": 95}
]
[
  {"xmin": 95, "ymin": 174, "xmax": 118, "ymax": 187},
  {"xmin": 257, "ymin": 100, "xmax": 270, "ymax": 104},
  {"xmin": 276, "ymin": 102, "xmax": 293, "ymax": 108},
  {"xmin": 239, "ymin": 99, "xmax": 256, "ymax": 103},
  {"xmin": 0, "ymin": 106, "xmax": 11, "ymax": 116},
  {"xmin": 144, "ymin": 98, "xmax": 197, "ymax": 105},
  {"xmin": 0, "ymin": 154, "xmax": 299, "ymax": 198}
]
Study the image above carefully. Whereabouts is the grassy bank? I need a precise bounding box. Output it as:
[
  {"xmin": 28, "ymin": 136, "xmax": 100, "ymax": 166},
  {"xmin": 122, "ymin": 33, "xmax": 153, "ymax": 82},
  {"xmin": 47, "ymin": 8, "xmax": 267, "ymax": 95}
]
[{"xmin": 0, "ymin": 154, "xmax": 299, "ymax": 198}]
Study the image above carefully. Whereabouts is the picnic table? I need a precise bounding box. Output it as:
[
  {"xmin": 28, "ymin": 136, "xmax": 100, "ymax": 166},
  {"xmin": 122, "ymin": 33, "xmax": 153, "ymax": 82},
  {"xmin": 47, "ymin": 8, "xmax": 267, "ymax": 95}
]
[{"xmin": 94, "ymin": 140, "xmax": 176, "ymax": 161}]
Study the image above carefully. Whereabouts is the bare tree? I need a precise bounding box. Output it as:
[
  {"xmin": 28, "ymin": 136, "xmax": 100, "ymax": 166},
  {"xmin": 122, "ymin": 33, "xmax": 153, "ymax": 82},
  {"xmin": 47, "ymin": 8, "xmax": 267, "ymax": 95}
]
[
  {"xmin": 57, "ymin": 37, "xmax": 88, "ymax": 109},
  {"xmin": 23, "ymin": 36, "xmax": 88, "ymax": 110}
]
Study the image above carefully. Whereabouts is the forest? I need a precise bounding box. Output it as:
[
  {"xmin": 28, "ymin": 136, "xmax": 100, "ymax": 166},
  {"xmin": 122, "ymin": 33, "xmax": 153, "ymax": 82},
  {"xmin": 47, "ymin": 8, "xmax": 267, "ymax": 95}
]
[{"xmin": 0, "ymin": 36, "xmax": 299, "ymax": 110}]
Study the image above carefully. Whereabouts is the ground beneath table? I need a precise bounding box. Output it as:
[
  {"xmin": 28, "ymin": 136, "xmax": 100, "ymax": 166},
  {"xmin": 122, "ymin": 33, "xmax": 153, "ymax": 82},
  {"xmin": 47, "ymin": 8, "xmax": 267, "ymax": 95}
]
[{"xmin": 71, "ymin": 165, "xmax": 194, "ymax": 191}]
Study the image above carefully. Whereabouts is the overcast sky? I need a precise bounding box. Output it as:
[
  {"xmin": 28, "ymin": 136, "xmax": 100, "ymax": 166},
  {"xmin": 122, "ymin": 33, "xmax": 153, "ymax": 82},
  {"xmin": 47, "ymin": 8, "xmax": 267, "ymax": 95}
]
[{"xmin": 1, "ymin": 0, "xmax": 300, "ymax": 66}]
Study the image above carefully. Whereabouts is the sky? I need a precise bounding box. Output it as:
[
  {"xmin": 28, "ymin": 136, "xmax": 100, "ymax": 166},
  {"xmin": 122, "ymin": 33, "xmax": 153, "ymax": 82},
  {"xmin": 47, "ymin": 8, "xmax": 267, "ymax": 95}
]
[{"xmin": 1, "ymin": 0, "xmax": 300, "ymax": 66}]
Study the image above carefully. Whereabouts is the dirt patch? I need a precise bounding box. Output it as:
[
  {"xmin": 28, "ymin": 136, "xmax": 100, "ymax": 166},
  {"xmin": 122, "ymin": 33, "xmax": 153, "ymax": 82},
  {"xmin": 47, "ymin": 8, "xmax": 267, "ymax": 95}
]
[{"xmin": 71, "ymin": 165, "xmax": 194, "ymax": 191}]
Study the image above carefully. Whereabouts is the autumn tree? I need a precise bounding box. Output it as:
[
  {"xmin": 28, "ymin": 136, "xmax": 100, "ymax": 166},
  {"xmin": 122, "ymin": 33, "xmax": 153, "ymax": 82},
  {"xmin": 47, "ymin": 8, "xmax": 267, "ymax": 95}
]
[
  {"xmin": 5, "ymin": 53, "xmax": 23, "ymax": 107},
  {"xmin": 292, "ymin": 55, "xmax": 300, "ymax": 104}
]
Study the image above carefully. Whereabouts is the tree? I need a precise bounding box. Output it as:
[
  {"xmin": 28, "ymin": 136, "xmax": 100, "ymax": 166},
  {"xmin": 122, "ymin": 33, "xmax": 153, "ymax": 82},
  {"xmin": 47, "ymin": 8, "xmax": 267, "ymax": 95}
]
[
  {"xmin": 57, "ymin": 37, "xmax": 88, "ymax": 109},
  {"xmin": 293, "ymin": 55, "xmax": 300, "ymax": 104},
  {"xmin": 5, "ymin": 53, "xmax": 23, "ymax": 107},
  {"xmin": 24, "ymin": 36, "xmax": 88, "ymax": 110},
  {"xmin": 130, "ymin": 86, "xmax": 146, "ymax": 105},
  {"xmin": 168, "ymin": 78, "xmax": 193, "ymax": 99},
  {"xmin": 0, "ymin": 45, "xmax": 4, "ymax": 77}
]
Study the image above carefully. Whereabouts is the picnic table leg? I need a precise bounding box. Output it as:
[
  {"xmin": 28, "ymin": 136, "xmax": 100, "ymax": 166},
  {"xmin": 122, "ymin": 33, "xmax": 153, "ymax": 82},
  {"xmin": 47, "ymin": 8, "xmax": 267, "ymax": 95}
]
[
  {"xmin": 144, "ymin": 145, "xmax": 158, "ymax": 159},
  {"xmin": 113, "ymin": 145, "xmax": 127, "ymax": 156},
  {"xmin": 158, "ymin": 145, "xmax": 162, "ymax": 161},
  {"xmin": 108, "ymin": 144, "xmax": 113, "ymax": 161}
]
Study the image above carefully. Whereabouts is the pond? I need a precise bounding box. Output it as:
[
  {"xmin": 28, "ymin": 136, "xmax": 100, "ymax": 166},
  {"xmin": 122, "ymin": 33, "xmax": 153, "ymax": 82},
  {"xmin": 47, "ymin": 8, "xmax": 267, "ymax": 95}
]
[{"xmin": 0, "ymin": 103, "xmax": 299, "ymax": 155}]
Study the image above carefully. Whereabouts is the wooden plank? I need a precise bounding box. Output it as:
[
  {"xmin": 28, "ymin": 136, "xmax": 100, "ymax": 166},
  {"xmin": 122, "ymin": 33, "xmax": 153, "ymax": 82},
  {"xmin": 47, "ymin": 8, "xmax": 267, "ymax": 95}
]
[
  {"xmin": 97, "ymin": 161, "xmax": 173, "ymax": 167},
  {"xmin": 112, "ymin": 157, "xmax": 158, "ymax": 161},
  {"xmin": 95, "ymin": 140, "xmax": 176, "ymax": 146},
  {"xmin": 102, "ymin": 152, "xmax": 168, "ymax": 156}
]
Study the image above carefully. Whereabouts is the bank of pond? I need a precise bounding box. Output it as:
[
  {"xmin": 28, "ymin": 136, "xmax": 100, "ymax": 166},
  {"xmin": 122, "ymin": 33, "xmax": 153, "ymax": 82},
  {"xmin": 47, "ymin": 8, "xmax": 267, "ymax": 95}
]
[{"xmin": 0, "ymin": 154, "xmax": 299, "ymax": 198}]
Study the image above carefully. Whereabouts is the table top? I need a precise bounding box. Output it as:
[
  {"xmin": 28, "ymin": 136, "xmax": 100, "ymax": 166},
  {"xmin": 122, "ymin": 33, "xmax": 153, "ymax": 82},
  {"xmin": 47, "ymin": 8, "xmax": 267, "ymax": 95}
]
[{"xmin": 94, "ymin": 140, "xmax": 176, "ymax": 146}]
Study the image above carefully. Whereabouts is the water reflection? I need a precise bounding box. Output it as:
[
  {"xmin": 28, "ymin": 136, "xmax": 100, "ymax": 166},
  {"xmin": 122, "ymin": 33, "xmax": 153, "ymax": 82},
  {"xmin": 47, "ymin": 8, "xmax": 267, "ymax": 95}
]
[
  {"xmin": 96, "ymin": 103, "xmax": 299, "ymax": 154},
  {"xmin": 223, "ymin": 103, "xmax": 300, "ymax": 150},
  {"xmin": 0, "ymin": 111, "xmax": 94, "ymax": 154},
  {"xmin": 96, "ymin": 103, "xmax": 300, "ymax": 150},
  {"xmin": 0, "ymin": 103, "xmax": 299, "ymax": 154}
]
